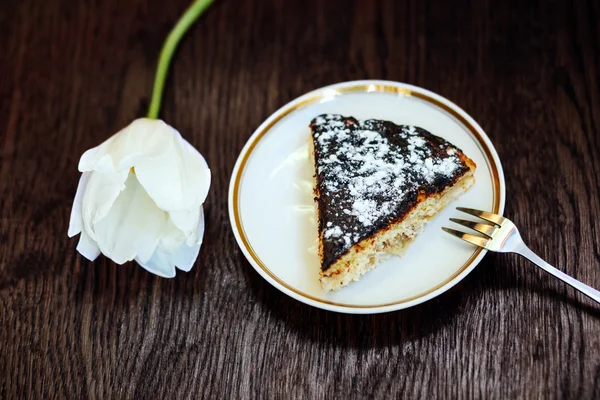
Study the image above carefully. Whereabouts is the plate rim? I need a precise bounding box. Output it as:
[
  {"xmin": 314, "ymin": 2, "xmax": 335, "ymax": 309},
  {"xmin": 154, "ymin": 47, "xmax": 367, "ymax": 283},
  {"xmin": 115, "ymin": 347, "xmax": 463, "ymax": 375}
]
[{"xmin": 228, "ymin": 80, "xmax": 506, "ymax": 314}]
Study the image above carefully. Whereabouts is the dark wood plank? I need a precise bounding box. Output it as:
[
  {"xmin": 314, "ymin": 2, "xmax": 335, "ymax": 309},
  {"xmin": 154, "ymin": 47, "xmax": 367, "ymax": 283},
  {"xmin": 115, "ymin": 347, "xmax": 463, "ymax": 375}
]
[{"xmin": 1, "ymin": 0, "xmax": 599, "ymax": 398}]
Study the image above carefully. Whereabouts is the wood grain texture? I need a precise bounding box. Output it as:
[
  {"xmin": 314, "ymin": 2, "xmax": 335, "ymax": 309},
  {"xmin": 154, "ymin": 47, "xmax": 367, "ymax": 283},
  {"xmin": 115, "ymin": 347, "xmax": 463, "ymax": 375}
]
[{"xmin": 1, "ymin": 0, "xmax": 600, "ymax": 398}]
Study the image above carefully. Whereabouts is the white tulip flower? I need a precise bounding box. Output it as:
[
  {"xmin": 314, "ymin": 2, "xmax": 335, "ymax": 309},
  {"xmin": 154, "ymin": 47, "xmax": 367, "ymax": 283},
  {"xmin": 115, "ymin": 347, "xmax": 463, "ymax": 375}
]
[{"xmin": 68, "ymin": 118, "xmax": 211, "ymax": 277}]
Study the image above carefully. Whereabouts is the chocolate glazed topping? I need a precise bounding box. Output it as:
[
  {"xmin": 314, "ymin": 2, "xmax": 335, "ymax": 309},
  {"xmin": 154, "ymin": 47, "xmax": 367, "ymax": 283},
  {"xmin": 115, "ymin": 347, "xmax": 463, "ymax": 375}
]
[{"xmin": 310, "ymin": 114, "xmax": 470, "ymax": 271}]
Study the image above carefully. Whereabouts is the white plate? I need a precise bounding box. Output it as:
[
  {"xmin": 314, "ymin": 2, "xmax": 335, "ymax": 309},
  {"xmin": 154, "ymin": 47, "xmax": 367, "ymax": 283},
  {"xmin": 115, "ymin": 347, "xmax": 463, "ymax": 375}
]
[{"xmin": 228, "ymin": 80, "xmax": 505, "ymax": 314}]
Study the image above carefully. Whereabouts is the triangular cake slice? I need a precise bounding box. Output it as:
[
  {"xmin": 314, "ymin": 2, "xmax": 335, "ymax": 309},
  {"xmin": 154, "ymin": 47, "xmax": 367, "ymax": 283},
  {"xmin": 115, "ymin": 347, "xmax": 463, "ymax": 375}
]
[{"xmin": 309, "ymin": 114, "xmax": 476, "ymax": 291}]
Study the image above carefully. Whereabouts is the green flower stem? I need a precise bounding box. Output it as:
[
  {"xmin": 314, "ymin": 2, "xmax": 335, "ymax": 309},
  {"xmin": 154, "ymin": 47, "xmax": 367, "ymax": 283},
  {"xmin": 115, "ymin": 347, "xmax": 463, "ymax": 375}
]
[{"xmin": 147, "ymin": 0, "xmax": 214, "ymax": 119}]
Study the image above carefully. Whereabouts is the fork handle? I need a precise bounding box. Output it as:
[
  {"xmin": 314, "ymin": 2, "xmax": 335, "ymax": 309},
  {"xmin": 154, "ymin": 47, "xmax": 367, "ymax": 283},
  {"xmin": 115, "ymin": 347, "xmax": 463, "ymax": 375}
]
[{"xmin": 516, "ymin": 244, "xmax": 600, "ymax": 304}]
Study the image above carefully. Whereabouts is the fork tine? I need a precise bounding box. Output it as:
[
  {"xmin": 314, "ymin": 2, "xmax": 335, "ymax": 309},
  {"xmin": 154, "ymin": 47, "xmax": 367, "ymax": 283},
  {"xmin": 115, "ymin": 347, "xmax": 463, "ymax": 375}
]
[
  {"xmin": 449, "ymin": 218, "xmax": 497, "ymax": 237},
  {"xmin": 442, "ymin": 227, "xmax": 491, "ymax": 248},
  {"xmin": 456, "ymin": 207, "xmax": 504, "ymax": 225}
]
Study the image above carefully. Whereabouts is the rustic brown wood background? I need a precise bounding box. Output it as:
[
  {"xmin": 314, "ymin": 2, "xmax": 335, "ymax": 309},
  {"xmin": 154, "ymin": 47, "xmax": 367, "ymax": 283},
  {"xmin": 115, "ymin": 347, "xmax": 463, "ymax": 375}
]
[{"xmin": 1, "ymin": 0, "xmax": 600, "ymax": 398}]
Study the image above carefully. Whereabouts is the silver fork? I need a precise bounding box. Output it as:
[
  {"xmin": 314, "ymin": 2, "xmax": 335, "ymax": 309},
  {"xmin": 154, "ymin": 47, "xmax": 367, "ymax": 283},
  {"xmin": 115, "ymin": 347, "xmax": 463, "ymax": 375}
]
[{"xmin": 442, "ymin": 207, "xmax": 600, "ymax": 304}]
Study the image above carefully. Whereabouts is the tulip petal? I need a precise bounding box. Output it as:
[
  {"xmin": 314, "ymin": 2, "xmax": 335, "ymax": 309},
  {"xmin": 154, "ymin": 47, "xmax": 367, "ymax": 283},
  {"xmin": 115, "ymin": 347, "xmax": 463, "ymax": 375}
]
[
  {"xmin": 170, "ymin": 243, "xmax": 201, "ymax": 272},
  {"xmin": 136, "ymin": 243, "xmax": 199, "ymax": 277},
  {"xmin": 134, "ymin": 122, "xmax": 211, "ymax": 212},
  {"xmin": 80, "ymin": 169, "xmax": 129, "ymax": 242},
  {"xmin": 136, "ymin": 207, "xmax": 204, "ymax": 275},
  {"xmin": 196, "ymin": 206, "xmax": 205, "ymax": 246},
  {"xmin": 76, "ymin": 230, "xmax": 101, "ymax": 261},
  {"xmin": 136, "ymin": 248, "xmax": 177, "ymax": 278},
  {"xmin": 170, "ymin": 207, "xmax": 205, "ymax": 270},
  {"xmin": 78, "ymin": 119, "xmax": 171, "ymax": 174},
  {"xmin": 68, "ymin": 172, "xmax": 91, "ymax": 237},
  {"xmin": 93, "ymin": 171, "xmax": 166, "ymax": 265},
  {"xmin": 169, "ymin": 208, "xmax": 200, "ymax": 245}
]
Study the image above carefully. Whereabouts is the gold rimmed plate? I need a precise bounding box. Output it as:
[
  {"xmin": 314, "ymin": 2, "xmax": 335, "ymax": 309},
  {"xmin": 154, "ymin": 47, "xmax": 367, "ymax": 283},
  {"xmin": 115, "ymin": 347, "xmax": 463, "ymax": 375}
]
[{"xmin": 228, "ymin": 80, "xmax": 505, "ymax": 314}]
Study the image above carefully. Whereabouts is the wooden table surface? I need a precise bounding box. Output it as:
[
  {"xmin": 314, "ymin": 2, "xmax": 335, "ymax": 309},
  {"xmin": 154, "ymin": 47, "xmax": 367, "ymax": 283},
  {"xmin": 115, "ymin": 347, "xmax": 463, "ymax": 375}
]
[{"xmin": 2, "ymin": 0, "xmax": 600, "ymax": 398}]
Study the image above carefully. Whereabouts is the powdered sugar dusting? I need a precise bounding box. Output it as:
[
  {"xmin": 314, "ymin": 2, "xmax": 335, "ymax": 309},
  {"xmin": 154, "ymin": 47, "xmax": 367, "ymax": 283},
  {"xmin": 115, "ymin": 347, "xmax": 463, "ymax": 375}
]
[
  {"xmin": 324, "ymin": 225, "xmax": 342, "ymax": 239},
  {"xmin": 312, "ymin": 114, "xmax": 464, "ymax": 255}
]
